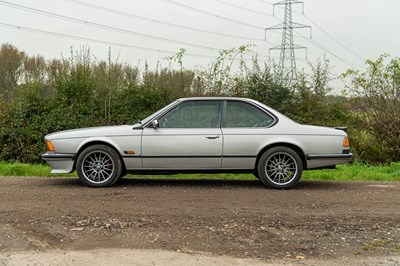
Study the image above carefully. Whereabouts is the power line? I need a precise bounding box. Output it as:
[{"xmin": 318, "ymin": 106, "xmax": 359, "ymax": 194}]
[
  {"xmin": 1, "ymin": 0, "xmax": 363, "ymax": 69},
  {"xmin": 0, "ymin": 0, "xmax": 225, "ymax": 52},
  {"xmin": 298, "ymin": 32, "xmax": 365, "ymax": 69},
  {"xmin": 0, "ymin": 22, "xmax": 216, "ymax": 58},
  {"xmin": 258, "ymin": 2, "xmax": 364, "ymax": 69},
  {"xmin": 212, "ymin": 0, "xmax": 273, "ymax": 17},
  {"xmin": 0, "ymin": 22, "xmax": 270, "ymax": 62},
  {"xmin": 253, "ymin": 0, "xmax": 273, "ymax": 6},
  {"xmin": 161, "ymin": 0, "xmax": 265, "ymax": 30},
  {"xmin": 159, "ymin": 0, "xmax": 363, "ymax": 70},
  {"xmin": 303, "ymin": 13, "xmax": 366, "ymax": 61},
  {"xmin": 159, "ymin": 0, "xmax": 366, "ymax": 67},
  {"xmin": 255, "ymin": 0, "xmax": 366, "ymax": 62},
  {"xmin": 63, "ymin": 0, "xmax": 268, "ymax": 43}
]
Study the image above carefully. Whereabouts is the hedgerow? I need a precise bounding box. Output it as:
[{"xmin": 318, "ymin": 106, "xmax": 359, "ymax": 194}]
[{"xmin": 0, "ymin": 43, "xmax": 398, "ymax": 163}]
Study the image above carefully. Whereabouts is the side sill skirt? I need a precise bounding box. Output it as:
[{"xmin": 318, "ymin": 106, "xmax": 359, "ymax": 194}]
[
  {"xmin": 122, "ymin": 155, "xmax": 257, "ymax": 159},
  {"xmin": 42, "ymin": 153, "xmax": 76, "ymax": 161}
]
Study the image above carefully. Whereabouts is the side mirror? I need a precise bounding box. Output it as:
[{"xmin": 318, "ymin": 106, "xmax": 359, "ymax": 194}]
[{"xmin": 151, "ymin": 119, "xmax": 159, "ymax": 129}]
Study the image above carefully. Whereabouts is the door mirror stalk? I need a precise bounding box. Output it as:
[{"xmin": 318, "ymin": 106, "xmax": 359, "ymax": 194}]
[{"xmin": 151, "ymin": 120, "xmax": 159, "ymax": 129}]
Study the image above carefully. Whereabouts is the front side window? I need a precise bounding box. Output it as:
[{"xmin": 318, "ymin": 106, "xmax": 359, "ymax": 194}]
[
  {"xmin": 226, "ymin": 101, "xmax": 274, "ymax": 128},
  {"xmin": 159, "ymin": 101, "xmax": 222, "ymax": 128}
]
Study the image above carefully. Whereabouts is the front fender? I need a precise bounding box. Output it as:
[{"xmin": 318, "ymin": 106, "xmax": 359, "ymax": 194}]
[{"xmin": 76, "ymin": 137, "xmax": 124, "ymax": 156}]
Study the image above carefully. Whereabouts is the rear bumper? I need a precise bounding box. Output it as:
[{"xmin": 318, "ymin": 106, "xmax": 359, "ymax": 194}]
[
  {"xmin": 42, "ymin": 152, "xmax": 75, "ymax": 174},
  {"xmin": 306, "ymin": 154, "xmax": 353, "ymax": 160},
  {"xmin": 306, "ymin": 153, "xmax": 353, "ymax": 170}
]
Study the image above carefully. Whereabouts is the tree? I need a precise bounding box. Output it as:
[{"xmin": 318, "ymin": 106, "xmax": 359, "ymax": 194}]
[
  {"xmin": 244, "ymin": 58, "xmax": 292, "ymax": 111},
  {"xmin": 0, "ymin": 43, "xmax": 25, "ymax": 98},
  {"xmin": 342, "ymin": 54, "xmax": 400, "ymax": 162},
  {"xmin": 288, "ymin": 57, "xmax": 347, "ymax": 126},
  {"xmin": 193, "ymin": 45, "xmax": 253, "ymax": 96}
]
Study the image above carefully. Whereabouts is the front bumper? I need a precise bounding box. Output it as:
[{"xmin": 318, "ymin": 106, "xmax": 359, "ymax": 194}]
[
  {"xmin": 305, "ymin": 153, "xmax": 353, "ymax": 169},
  {"xmin": 42, "ymin": 152, "xmax": 76, "ymax": 174}
]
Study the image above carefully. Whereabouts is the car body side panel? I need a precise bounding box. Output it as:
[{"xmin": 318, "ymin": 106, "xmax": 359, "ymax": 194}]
[
  {"xmin": 221, "ymin": 127, "xmax": 347, "ymax": 169},
  {"xmin": 220, "ymin": 158, "xmax": 257, "ymax": 170},
  {"xmin": 122, "ymin": 157, "xmax": 142, "ymax": 169},
  {"xmin": 141, "ymin": 128, "xmax": 223, "ymax": 169}
]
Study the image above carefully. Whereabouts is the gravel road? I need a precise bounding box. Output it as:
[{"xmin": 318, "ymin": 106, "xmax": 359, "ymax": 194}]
[{"xmin": 0, "ymin": 177, "xmax": 399, "ymax": 265}]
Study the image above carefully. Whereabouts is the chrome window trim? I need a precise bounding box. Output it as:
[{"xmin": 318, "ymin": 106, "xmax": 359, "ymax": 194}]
[
  {"xmin": 142, "ymin": 98, "xmax": 279, "ymax": 129},
  {"xmin": 224, "ymin": 99, "xmax": 278, "ymax": 129}
]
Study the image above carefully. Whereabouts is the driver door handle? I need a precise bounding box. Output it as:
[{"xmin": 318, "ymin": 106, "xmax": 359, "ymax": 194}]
[{"xmin": 206, "ymin": 135, "xmax": 220, "ymax": 139}]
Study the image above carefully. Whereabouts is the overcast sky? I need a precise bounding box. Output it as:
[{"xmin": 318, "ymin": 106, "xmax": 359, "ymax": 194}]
[{"xmin": 1, "ymin": 0, "xmax": 399, "ymax": 88}]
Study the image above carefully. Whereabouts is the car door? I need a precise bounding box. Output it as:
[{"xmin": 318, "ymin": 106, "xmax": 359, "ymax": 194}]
[
  {"xmin": 221, "ymin": 100, "xmax": 276, "ymax": 169},
  {"xmin": 142, "ymin": 100, "xmax": 223, "ymax": 169}
]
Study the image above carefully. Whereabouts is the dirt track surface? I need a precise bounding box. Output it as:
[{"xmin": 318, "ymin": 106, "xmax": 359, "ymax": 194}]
[{"xmin": 0, "ymin": 177, "xmax": 399, "ymax": 265}]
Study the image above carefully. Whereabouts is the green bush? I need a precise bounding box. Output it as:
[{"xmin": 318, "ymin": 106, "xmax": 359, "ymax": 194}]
[
  {"xmin": 343, "ymin": 54, "xmax": 400, "ymax": 163},
  {"xmin": 0, "ymin": 82, "xmax": 50, "ymax": 162}
]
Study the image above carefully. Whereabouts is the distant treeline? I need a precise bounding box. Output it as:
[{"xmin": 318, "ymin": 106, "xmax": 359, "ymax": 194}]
[{"xmin": 0, "ymin": 43, "xmax": 398, "ymax": 163}]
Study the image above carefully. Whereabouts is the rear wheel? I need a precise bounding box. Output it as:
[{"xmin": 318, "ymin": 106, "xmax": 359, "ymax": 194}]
[
  {"xmin": 76, "ymin": 145, "xmax": 122, "ymax": 187},
  {"xmin": 257, "ymin": 146, "xmax": 303, "ymax": 189}
]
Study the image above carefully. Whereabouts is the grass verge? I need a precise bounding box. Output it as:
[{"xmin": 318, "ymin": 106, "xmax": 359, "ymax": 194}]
[{"xmin": 0, "ymin": 162, "xmax": 399, "ymax": 181}]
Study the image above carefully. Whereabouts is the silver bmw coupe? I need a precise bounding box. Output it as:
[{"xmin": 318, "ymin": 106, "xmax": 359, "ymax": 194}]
[{"xmin": 42, "ymin": 97, "xmax": 352, "ymax": 188}]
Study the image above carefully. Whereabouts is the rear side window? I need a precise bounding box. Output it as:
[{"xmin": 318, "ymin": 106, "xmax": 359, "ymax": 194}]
[{"xmin": 226, "ymin": 101, "xmax": 274, "ymax": 128}]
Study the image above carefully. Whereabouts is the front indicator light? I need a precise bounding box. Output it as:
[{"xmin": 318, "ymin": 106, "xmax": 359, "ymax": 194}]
[
  {"xmin": 343, "ymin": 137, "xmax": 350, "ymax": 148},
  {"xmin": 46, "ymin": 140, "xmax": 55, "ymax": 152}
]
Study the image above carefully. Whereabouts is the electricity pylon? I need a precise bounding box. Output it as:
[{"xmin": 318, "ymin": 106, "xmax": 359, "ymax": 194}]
[{"xmin": 266, "ymin": 0, "xmax": 311, "ymax": 85}]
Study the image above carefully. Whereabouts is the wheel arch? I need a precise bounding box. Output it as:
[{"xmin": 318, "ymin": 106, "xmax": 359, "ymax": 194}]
[
  {"xmin": 255, "ymin": 142, "xmax": 307, "ymax": 171},
  {"xmin": 74, "ymin": 139, "xmax": 126, "ymax": 172}
]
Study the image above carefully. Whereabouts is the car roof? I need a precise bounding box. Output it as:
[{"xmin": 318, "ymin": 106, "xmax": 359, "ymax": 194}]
[{"xmin": 178, "ymin": 97, "xmax": 254, "ymax": 102}]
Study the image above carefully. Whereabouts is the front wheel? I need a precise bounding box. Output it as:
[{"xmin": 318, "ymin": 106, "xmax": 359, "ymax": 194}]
[
  {"xmin": 257, "ymin": 146, "xmax": 303, "ymax": 189},
  {"xmin": 76, "ymin": 145, "xmax": 122, "ymax": 187}
]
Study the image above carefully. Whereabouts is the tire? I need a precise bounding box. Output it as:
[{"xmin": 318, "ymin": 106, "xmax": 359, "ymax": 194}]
[
  {"xmin": 120, "ymin": 168, "xmax": 128, "ymax": 179},
  {"xmin": 257, "ymin": 146, "xmax": 303, "ymax": 189},
  {"xmin": 76, "ymin": 145, "xmax": 122, "ymax": 187},
  {"xmin": 115, "ymin": 167, "xmax": 127, "ymax": 184}
]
